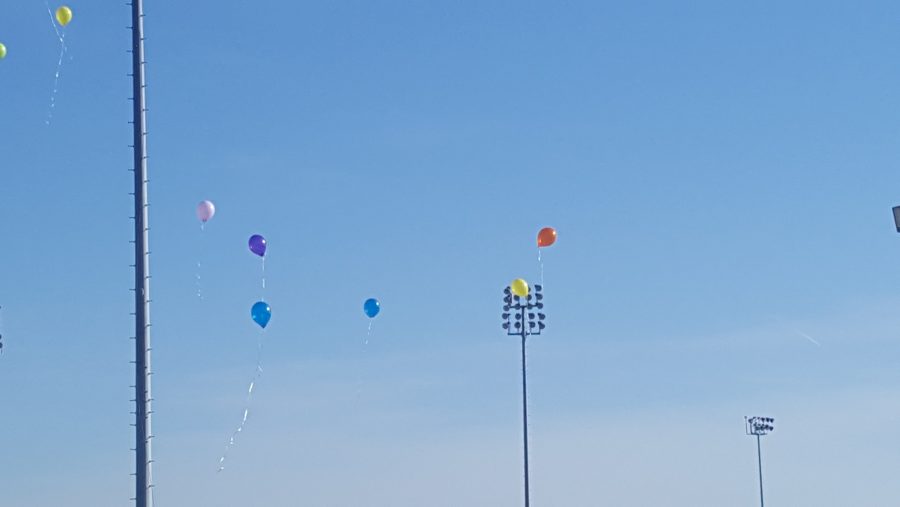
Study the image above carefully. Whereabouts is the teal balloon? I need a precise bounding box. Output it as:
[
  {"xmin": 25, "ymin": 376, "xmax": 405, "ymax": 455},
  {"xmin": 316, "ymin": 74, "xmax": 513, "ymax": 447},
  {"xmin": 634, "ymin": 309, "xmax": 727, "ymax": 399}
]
[
  {"xmin": 251, "ymin": 301, "xmax": 271, "ymax": 328},
  {"xmin": 363, "ymin": 298, "xmax": 380, "ymax": 318}
]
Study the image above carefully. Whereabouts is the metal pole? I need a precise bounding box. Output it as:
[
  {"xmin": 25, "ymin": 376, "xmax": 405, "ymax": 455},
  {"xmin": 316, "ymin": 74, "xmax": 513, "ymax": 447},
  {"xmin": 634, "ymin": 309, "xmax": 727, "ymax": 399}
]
[
  {"xmin": 131, "ymin": 0, "xmax": 153, "ymax": 505},
  {"xmin": 521, "ymin": 307, "xmax": 530, "ymax": 507},
  {"xmin": 756, "ymin": 434, "xmax": 764, "ymax": 507}
]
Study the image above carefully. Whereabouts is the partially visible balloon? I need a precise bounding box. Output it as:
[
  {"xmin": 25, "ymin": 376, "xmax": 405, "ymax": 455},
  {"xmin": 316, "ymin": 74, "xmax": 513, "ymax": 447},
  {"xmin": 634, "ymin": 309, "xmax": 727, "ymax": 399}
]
[
  {"xmin": 510, "ymin": 278, "xmax": 529, "ymax": 297},
  {"xmin": 251, "ymin": 301, "xmax": 271, "ymax": 329},
  {"xmin": 363, "ymin": 298, "xmax": 380, "ymax": 318},
  {"xmin": 0, "ymin": 43, "xmax": 6, "ymax": 60},
  {"xmin": 248, "ymin": 234, "xmax": 267, "ymax": 257},
  {"xmin": 537, "ymin": 227, "xmax": 557, "ymax": 248},
  {"xmin": 55, "ymin": 6, "xmax": 73, "ymax": 26}
]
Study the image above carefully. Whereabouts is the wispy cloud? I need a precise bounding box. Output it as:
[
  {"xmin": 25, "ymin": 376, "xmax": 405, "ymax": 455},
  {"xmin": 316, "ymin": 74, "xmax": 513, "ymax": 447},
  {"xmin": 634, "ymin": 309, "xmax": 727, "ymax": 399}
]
[{"xmin": 793, "ymin": 329, "xmax": 822, "ymax": 346}]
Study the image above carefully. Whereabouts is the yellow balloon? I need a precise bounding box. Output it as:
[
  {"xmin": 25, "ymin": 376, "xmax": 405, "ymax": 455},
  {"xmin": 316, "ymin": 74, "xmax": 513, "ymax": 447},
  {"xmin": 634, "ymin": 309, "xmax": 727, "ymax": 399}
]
[
  {"xmin": 0, "ymin": 43, "xmax": 6, "ymax": 60},
  {"xmin": 510, "ymin": 278, "xmax": 529, "ymax": 297},
  {"xmin": 56, "ymin": 6, "xmax": 73, "ymax": 27}
]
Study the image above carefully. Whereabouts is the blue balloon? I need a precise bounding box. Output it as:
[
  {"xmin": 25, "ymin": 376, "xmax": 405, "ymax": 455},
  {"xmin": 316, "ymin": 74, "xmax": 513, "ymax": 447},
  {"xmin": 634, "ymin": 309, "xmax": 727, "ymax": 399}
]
[
  {"xmin": 251, "ymin": 301, "xmax": 271, "ymax": 329},
  {"xmin": 363, "ymin": 298, "xmax": 380, "ymax": 318}
]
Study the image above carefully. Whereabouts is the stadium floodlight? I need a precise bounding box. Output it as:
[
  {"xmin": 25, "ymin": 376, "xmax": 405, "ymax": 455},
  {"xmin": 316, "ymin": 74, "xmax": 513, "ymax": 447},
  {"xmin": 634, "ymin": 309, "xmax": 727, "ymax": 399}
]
[
  {"xmin": 745, "ymin": 416, "xmax": 776, "ymax": 507},
  {"xmin": 500, "ymin": 283, "xmax": 547, "ymax": 507}
]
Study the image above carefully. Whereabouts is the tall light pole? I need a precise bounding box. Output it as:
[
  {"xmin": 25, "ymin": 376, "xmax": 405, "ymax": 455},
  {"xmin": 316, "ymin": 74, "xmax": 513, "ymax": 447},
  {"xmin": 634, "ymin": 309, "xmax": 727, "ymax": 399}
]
[
  {"xmin": 130, "ymin": 1, "xmax": 153, "ymax": 505},
  {"xmin": 501, "ymin": 284, "xmax": 546, "ymax": 507},
  {"xmin": 745, "ymin": 416, "xmax": 774, "ymax": 507}
]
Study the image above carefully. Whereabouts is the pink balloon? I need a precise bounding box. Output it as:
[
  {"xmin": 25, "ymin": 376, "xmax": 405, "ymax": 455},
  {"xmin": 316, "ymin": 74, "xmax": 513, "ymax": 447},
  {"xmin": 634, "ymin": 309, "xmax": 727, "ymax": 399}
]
[{"xmin": 196, "ymin": 200, "xmax": 215, "ymax": 223}]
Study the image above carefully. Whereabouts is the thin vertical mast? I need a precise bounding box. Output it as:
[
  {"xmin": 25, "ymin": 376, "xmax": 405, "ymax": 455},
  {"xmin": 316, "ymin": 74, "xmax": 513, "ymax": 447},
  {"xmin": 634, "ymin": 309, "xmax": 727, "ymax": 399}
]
[
  {"xmin": 521, "ymin": 308, "xmax": 530, "ymax": 507},
  {"xmin": 131, "ymin": 0, "xmax": 153, "ymax": 505}
]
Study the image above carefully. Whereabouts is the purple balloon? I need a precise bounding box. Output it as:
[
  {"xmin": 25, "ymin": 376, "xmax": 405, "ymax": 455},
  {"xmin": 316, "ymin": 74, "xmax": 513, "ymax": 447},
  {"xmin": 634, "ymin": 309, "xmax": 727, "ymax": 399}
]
[{"xmin": 249, "ymin": 234, "xmax": 267, "ymax": 257}]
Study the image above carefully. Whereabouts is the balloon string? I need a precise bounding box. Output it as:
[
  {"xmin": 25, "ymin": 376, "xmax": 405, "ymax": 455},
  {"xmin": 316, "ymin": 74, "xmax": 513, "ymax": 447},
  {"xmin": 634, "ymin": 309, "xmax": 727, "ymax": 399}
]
[
  {"xmin": 45, "ymin": 3, "xmax": 67, "ymax": 126},
  {"xmin": 261, "ymin": 257, "xmax": 266, "ymax": 293},
  {"xmin": 45, "ymin": 3, "xmax": 65, "ymax": 40},
  {"xmin": 217, "ymin": 330, "xmax": 264, "ymax": 472},
  {"xmin": 538, "ymin": 249, "xmax": 544, "ymax": 287},
  {"xmin": 357, "ymin": 321, "xmax": 374, "ymax": 398},
  {"xmin": 196, "ymin": 261, "xmax": 203, "ymax": 300},
  {"xmin": 197, "ymin": 224, "xmax": 204, "ymax": 300}
]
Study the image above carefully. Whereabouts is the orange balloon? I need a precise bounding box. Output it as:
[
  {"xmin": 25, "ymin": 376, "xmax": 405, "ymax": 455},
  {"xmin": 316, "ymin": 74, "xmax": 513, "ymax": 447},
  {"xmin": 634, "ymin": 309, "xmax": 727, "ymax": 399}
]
[{"xmin": 537, "ymin": 227, "xmax": 557, "ymax": 248}]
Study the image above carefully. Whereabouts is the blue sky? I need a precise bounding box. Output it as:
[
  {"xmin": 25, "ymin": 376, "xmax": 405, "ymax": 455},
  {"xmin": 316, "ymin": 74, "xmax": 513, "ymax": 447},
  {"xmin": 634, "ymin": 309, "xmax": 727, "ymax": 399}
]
[{"xmin": 4, "ymin": 1, "xmax": 900, "ymax": 505}]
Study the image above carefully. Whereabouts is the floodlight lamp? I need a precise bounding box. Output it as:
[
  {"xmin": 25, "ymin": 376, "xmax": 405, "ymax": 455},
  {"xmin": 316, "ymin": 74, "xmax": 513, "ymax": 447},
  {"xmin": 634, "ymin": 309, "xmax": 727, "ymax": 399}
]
[
  {"xmin": 538, "ymin": 322, "xmax": 546, "ymax": 330},
  {"xmin": 502, "ymin": 323, "xmax": 510, "ymax": 330},
  {"xmin": 515, "ymin": 313, "xmax": 522, "ymax": 320},
  {"xmin": 504, "ymin": 287, "xmax": 511, "ymax": 295},
  {"xmin": 503, "ymin": 305, "xmax": 510, "ymax": 311},
  {"xmin": 538, "ymin": 313, "xmax": 546, "ymax": 320},
  {"xmin": 528, "ymin": 313, "xmax": 535, "ymax": 319},
  {"xmin": 535, "ymin": 293, "xmax": 544, "ymax": 301},
  {"xmin": 536, "ymin": 303, "xmax": 544, "ymax": 309},
  {"xmin": 502, "ymin": 313, "xmax": 510, "ymax": 320},
  {"xmin": 515, "ymin": 322, "xmax": 521, "ymax": 329},
  {"xmin": 534, "ymin": 284, "xmax": 543, "ymax": 291}
]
